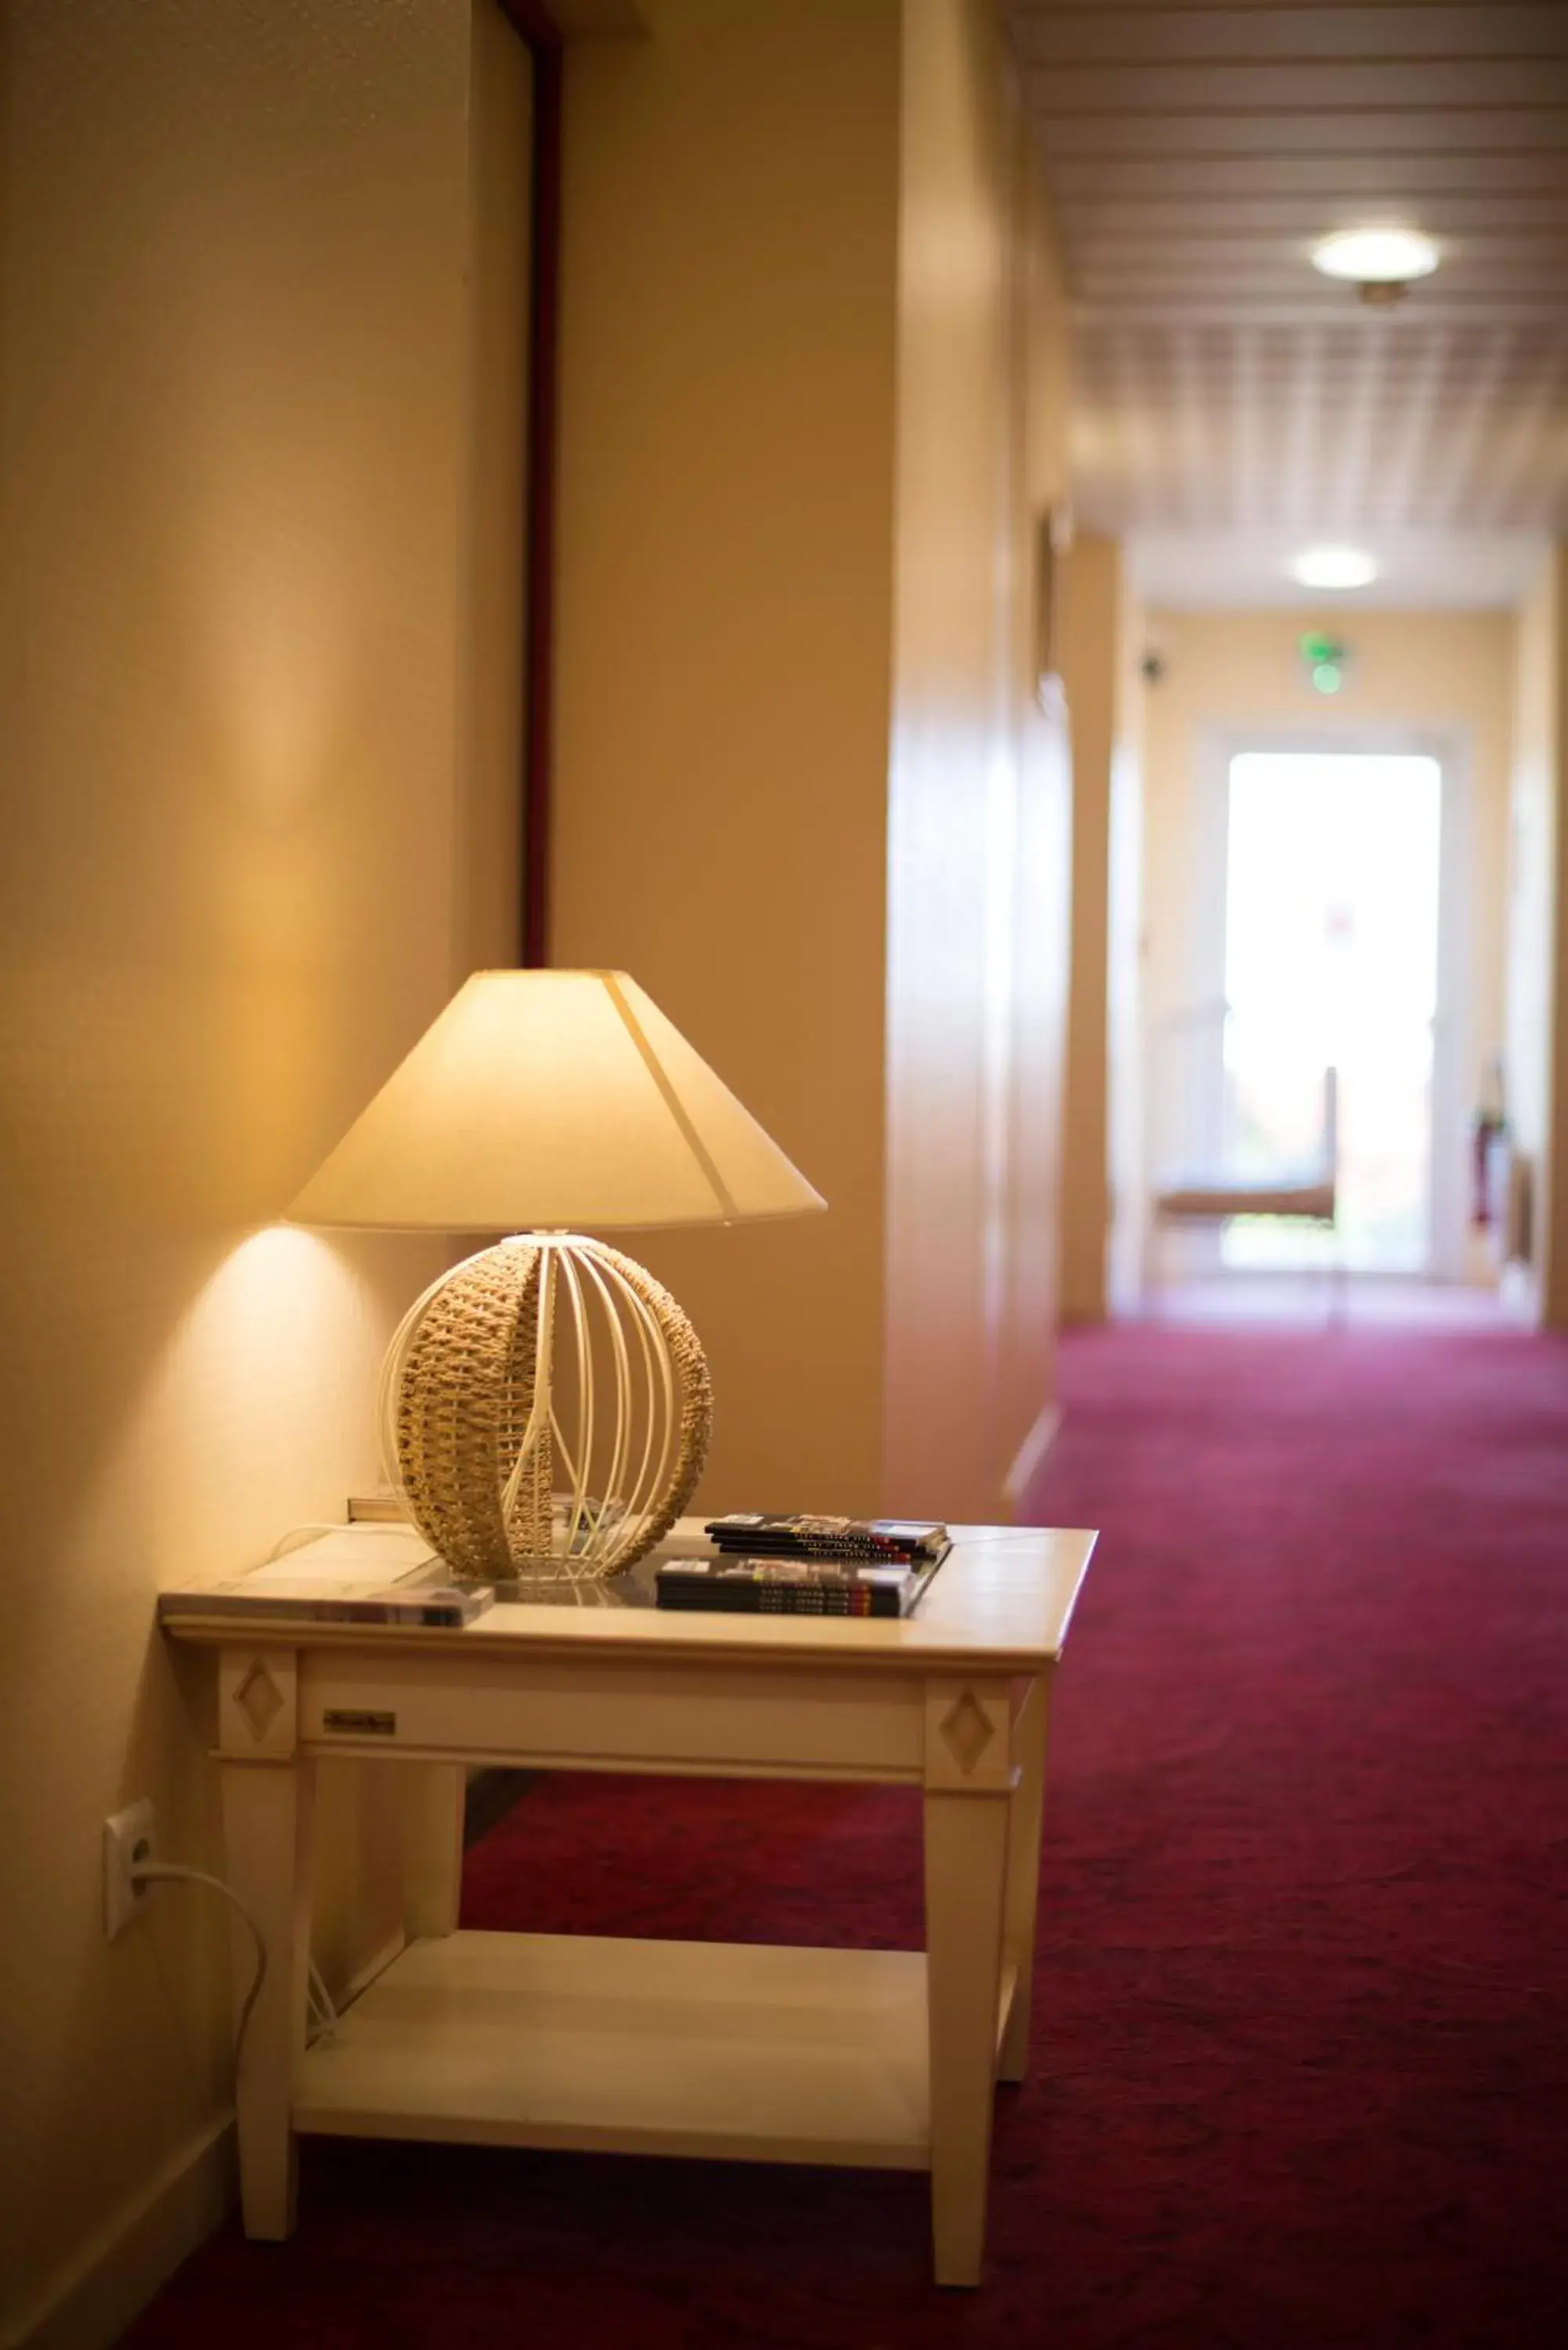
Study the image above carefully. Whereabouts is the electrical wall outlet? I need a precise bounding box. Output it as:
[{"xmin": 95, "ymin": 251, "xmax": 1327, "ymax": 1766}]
[{"xmin": 103, "ymin": 1799, "xmax": 156, "ymax": 1939}]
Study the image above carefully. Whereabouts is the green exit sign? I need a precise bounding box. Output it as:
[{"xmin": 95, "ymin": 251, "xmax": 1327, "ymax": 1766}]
[{"xmin": 1299, "ymin": 631, "xmax": 1349, "ymax": 696}]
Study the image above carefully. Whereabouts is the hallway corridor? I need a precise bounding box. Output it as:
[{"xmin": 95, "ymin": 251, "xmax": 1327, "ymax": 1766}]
[{"xmin": 126, "ymin": 1325, "xmax": 1568, "ymax": 2348}]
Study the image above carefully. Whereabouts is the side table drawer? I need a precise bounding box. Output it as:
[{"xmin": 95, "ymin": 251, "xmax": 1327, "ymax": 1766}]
[{"xmin": 300, "ymin": 1652, "xmax": 926, "ymax": 1782}]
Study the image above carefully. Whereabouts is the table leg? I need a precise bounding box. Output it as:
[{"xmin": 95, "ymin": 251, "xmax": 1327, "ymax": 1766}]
[
  {"xmin": 923, "ymin": 1770, "xmax": 1010, "ymax": 2287},
  {"xmin": 996, "ymin": 1676, "xmax": 1050, "ymax": 2084},
  {"xmin": 400, "ymin": 1762, "xmax": 467, "ymax": 1939},
  {"xmin": 219, "ymin": 1753, "xmax": 315, "ymax": 2239}
]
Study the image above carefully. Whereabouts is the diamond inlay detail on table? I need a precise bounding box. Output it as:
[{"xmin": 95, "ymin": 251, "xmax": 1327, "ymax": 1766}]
[
  {"xmin": 235, "ymin": 1659, "xmax": 284, "ymax": 1742},
  {"xmin": 940, "ymin": 1690, "xmax": 995, "ymax": 1776}
]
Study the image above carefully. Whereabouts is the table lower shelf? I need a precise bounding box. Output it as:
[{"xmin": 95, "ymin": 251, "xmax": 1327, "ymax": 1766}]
[{"xmin": 296, "ymin": 1929, "xmax": 932, "ymax": 2171}]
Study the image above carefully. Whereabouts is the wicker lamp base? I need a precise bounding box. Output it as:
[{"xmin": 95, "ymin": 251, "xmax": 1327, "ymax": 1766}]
[{"xmin": 378, "ymin": 1234, "xmax": 712, "ymax": 1585}]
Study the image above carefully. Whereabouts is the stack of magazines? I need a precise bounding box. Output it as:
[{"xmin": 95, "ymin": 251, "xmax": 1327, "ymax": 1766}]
[{"xmin": 655, "ymin": 1514, "xmax": 950, "ymax": 1618}]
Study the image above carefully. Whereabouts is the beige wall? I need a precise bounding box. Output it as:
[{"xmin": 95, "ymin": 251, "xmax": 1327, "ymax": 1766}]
[
  {"xmin": 1107, "ymin": 562, "xmax": 1148, "ymax": 1314},
  {"xmin": 883, "ymin": 0, "xmax": 1072, "ymax": 1514},
  {"xmin": 1504, "ymin": 548, "xmax": 1568, "ymax": 1319},
  {"xmin": 552, "ymin": 0, "xmax": 1072, "ymax": 1522},
  {"xmin": 1141, "ymin": 606, "xmax": 1516, "ymax": 1278},
  {"xmin": 1058, "ymin": 538, "xmax": 1118, "ymax": 1322},
  {"xmin": 1058, "ymin": 537, "xmax": 1145, "ymax": 1322},
  {"xmin": 995, "ymin": 125, "xmax": 1075, "ymax": 1508},
  {"xmin": 551, "ymin": 0, "xmax": 901, "ymax": 1516},
  {"xmin": 0, "ymin": 0, "xmax": 511, "ymax": 2334}
]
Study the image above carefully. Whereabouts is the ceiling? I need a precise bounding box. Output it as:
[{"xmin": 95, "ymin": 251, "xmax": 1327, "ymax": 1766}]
[{"xmin": 1008, "ymin": 2, "xmax": 1568, "ymax": 608}]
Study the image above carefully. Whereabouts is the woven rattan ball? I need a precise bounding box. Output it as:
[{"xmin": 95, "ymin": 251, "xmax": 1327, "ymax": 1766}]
[{"xmin": 389, "ymin": 1235, "xmax": 711, "ymax": 1583}]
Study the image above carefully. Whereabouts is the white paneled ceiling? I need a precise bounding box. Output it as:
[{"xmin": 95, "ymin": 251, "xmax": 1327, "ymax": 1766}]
[{"xmin": 1010, "ymin": 2, "xmax": 1568, "ymax": 606}]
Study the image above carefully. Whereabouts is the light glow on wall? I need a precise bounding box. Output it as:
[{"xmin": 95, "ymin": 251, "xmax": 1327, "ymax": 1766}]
[{"xmin": 95, "ymin": 1224, "xmax": 413, "ymax": 1577}]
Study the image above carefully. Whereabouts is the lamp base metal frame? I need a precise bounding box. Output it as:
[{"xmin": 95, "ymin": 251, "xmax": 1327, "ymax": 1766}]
[{"xmin": 378, "ymin": 1235, "xmax": 712, "ymax": 1585}]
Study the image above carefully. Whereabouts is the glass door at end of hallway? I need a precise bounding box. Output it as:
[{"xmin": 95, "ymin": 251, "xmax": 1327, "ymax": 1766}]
[{"xmin": 1220, "ymin": 747, "xmax": 1443, "ymax": 1276}]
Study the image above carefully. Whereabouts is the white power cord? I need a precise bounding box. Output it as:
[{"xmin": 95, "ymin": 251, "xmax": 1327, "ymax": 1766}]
[
  {"xmin": 131, "ymin": 1864, "xmax": 341, "ymax": 2055},
  {"xmin": 132, "ymin": 1864, "xmax": 269, "ymax": 2058},
  {"xmin": 308, "ymin": 1959, "xmax": 339, "ymax": 2043}
]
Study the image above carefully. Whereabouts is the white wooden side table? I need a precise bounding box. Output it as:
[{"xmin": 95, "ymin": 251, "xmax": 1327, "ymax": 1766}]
[{"xmin": 162, "ymin": 1520, "xmax": 1094, "ymax": 2287}]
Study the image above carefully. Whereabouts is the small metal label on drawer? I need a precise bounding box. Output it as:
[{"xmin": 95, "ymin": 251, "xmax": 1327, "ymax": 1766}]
[{"xmin": 322, "ymin": 1708, "xmax": 397, "ymax": 1736}]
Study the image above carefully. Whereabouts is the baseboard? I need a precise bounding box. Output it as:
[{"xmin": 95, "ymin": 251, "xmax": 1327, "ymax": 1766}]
[
  {"xmin": 4, "ymin": 2111, "xmax": 235, "ymax": 2350},
  {"xmin": 1001, "ymin": 1404, "xmax": 1063, "ymax": 1518}
]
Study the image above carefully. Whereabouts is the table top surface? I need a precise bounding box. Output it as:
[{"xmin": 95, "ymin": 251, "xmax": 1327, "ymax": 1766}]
[{"xmin": 161, "ymin": 1521, "xmax": 1097, "ymax": 1674}]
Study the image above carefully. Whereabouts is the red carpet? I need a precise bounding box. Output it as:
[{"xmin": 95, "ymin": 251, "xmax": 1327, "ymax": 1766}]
[{"xmin": 125, "ymin": 1325, "xmax": 1568, "ymax": 2348}]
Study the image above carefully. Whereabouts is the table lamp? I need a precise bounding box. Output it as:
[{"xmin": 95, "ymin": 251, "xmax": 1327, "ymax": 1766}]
[{"xmin": 287, "ymin": 969, "xmax": 825, "ymax": 1583}]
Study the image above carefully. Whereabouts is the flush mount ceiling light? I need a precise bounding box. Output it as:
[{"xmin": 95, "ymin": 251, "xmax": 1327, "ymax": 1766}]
[
  {"xmin": 1312, "ymin": 226, "xmax": 1440, "ymax": 308},
  {"xmin": 1291, "ymin": 546, "xmax": 1378, "ymax": 591}
]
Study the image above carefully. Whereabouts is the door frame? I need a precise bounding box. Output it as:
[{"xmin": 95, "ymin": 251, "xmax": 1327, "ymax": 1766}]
[
  {"xmin": 1187, "ymin": 721, "xmax": 1475, "ymax": 1282},
  {"xmin": 497, "ymin": 0, "xmax": 564, "ymax": 967}
]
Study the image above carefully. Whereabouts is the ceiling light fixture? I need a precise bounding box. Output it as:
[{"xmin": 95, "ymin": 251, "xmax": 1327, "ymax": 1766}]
[
  {"xmin": 1291, "ymin": 546, "xmax": 1378, "ymax": 591},
  {"xmin": 1311, "ymin": 226, "xmax": 1440, "ymax": 309}
]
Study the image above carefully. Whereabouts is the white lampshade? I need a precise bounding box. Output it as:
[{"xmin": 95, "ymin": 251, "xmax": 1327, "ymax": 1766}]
[{"xmin": 287, "ymin": 968, "xmax": 826, "ymax": 1233}]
